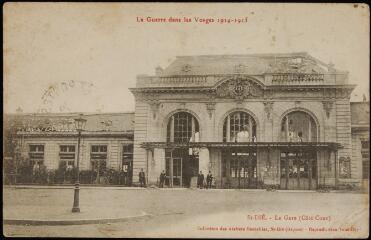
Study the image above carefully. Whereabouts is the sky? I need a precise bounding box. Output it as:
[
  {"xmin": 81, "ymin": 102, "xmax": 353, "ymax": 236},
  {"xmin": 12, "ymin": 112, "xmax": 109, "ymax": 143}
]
[{"xmin": 3, "ymin": 3, "xmax": 370, "ymax": 113}]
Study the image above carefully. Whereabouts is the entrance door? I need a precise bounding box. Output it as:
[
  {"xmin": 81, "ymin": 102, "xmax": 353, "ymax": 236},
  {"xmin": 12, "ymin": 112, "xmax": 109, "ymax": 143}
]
[
  {"xmin": 165, "ymin": 148, "xmax": 199, "ymax": 188},
  {"xmin": 165, "ymin": 157, "xmax": 182, "ymax": 187},
  {"xmin": 222, "ymin": 149, "xmax": 257, "ymax": 189},
  {"xmin": 280, "ymin": 151, "xmax": 317, "ymax": 190}
]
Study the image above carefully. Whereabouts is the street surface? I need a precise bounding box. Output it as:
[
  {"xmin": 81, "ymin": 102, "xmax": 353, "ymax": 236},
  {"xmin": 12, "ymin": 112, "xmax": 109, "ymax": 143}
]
[{"xmin": 3, "ymin": 187, "xmax": 369, "ymax": 238}]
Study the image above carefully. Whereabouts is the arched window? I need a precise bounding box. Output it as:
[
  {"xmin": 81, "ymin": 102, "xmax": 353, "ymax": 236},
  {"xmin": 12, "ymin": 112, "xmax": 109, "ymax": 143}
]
[
  {"xmin": 281, "ymin": 111, "xmax": 317, "ymax": 142},
  {"xmin": 223, "ymin": 111, "xmax": 257, "ymax": 142},
  {"xmin": 167, "ymin": 112, "xmax": 199, "ymax": 143}
]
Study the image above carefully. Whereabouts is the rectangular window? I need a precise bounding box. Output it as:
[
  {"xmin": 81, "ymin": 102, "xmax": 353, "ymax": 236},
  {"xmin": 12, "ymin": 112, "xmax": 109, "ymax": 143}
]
[
  {"xmin": 29, "ymin": 145, "xmax": 44, "ymax": 153},
  {"xmin": 362, "ymin": 160, "xmax": 369, "ymax": 179},
  {"xmin": 123, "ymin": 144, "xmax": 133, "ymax": 155},
  {"xmin": 280, "ymin": 151, "xmax": 317, "ymax": 179},
  {"xmin": 361, "ymin": 140, "xmax": 369, "ymax": 179},
  {"xmin": 29, "ymin": 144, "xmax": 44, "ymax": 165},
  {"xmin": 91, "ymin": 145, "xmax": 107, "ymax": 159},
  {"xmin": 59, "ymin": 145, "xmax": 76, "ymax": 167},
  {"xmin": 361, "ymin": 141, "xmax": 370, "ymax": 149},
  {"xmin": 339, "ymin": 157, "xmax": 351, "ymax": 178},
  {"xmin": 91, "ymin": 145, "xmax": 107, "ymax": 153},
  {"xmin": 229, "ymin": 158, "xmax": 254, "ymax": 178},
  {"xmin": 91, "ymin": 145, "xmax": 107, "ymax": 173},
  {"xmin": 230, "ymin": 159, "xmax": 237, "ymax": 178},
  {"xmin": 122, "ymin": 144, "xmax": 133, "ymax": 171}
]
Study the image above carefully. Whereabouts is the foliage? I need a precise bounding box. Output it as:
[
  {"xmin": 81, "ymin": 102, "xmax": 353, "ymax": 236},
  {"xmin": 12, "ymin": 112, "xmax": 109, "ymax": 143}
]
[
  {"xmin": 8, "ymin": 161, "xmax": 130, "ymax": 185},
  {"xmin": 263, "ymin": 184, "xmax": 280, "ymax": 191},
  {"xmin": 338, "ymin": 183, "xmax": 360, "ymax": 191},
  {"xmin": 79, "ymin": 170, "xmax": 96, "ymax": 184},
  {"xmin": 317, "ymin": 184, "xmax": 333, "ymax": 192},
  {"xmin": 105, "ymin": 169, "xmax": 121, "ymax": 185},
  {"xmin": 38, "ymin": 164, "xmax": 48, "ymax": 184},
  {"xmin": 16, "ymin": 157, "xmax": 33, "ymax": 183}
]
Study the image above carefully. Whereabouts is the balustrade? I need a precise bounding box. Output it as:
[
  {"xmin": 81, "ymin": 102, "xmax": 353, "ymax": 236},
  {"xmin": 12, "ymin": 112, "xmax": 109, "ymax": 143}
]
[{"xmin": 272, "ymin": 74, "xmax": 324, "ymax": 85}]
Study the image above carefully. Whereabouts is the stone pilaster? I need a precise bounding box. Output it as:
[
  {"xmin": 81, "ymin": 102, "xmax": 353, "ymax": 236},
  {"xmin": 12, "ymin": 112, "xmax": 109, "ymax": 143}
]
[
  {"xmin": 148, "ymin": 148, "xmax": 165, "ymax": 185},
  {"xmin": 199, "ymin": 147, "xmax": 210, "ymax": 176}
]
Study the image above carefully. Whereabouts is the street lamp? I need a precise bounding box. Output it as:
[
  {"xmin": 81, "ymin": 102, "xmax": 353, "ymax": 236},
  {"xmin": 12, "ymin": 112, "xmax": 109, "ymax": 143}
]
[{"xmin": 72, "ymin": 114, "xmax": 87, "ymax": 213}]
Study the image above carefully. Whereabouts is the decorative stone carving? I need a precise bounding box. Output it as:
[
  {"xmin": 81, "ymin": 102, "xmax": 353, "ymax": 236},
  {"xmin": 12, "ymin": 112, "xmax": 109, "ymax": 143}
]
[
  {"xmin": 100, "ymin": 120, "xmax": 112, "ymax": 131},
  {"xmin": 323, "ymin": 88, "xmax": 336, "ymax": 99},
  {"xmin": 181, "ymin": 64, "xmax": 192, "ymax": 73},
  {"xmin": 205, "ymin": 102, "xmax": 216, "ymax": 119},
  {"xmin": 266, "ymin": 56, "xmax": 321, "ymax": 74},
  {"xmin": 206, "ymin": 90, "xmax": 216, "ymax": 100},
  {"xmin": 322, "ymin": 101, "xmax": 334, "ymax": 118},
  {"xmin": 21, "ymin": 117, "xmax": 78, "ymax": 132},
  {"xmin": 336, "ymin": 88, "xmax": 353, "ymax": 99},
  {"xmin": 149, "ymin": 101, "xmax": 161, "ymax": 119},
  {"xmin": 294, "ymin": 101, "xmax": 301, "ymax": 107},
  {"xmin": 339, "ymin": 156, "xmax": 351, "ymax": 178},
  {"xmin": 263, "ymin": 101, "xmax": 274, "ymax": 120},
  {"xmin": 215, "ymin": 78, "xmax": 263, "ymax": 100}
]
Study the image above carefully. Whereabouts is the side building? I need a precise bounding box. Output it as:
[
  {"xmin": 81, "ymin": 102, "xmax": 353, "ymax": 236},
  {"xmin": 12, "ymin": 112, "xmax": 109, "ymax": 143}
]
[
  {"xmin": 350, "ymin": 102, "xmax": 370, "ymax": 190},
  {"xmin": 4, "ymin": 112, "xmax": 134, "ymax": 184}
]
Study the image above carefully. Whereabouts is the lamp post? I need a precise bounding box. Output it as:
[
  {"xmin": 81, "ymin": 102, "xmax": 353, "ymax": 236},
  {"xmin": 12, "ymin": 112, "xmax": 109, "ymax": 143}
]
[{"xmin": 72, "ymin": 114, "xmax": 87, "ymax": 213}]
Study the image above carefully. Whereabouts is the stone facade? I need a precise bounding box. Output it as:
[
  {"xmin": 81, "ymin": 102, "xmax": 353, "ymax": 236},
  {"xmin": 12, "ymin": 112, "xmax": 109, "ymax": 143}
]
[
  {"xmin": 350, "ymin": 102, "xmax": 370, "ymax": 190},
  {"xmin": 10, "ymin": 113, "xmax": 134, "ymax": 174},
  {"xmin": 130, "ymin": 53, "xmax": 361, "ymax": 189},
  {"xmin": 17, "ymin": 135, "xmax": 132, "ymax": 171}
]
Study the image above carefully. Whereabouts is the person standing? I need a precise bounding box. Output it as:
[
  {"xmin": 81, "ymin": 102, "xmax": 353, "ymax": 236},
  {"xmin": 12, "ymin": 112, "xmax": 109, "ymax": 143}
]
[
  {"xmin": 32, "ymin": 162, "xmax": 40, "ymax": 183},
  {"xmin": 139, "ymin": 168, "xmax": 146, "ymax": 187},
  {"xmin": 237, "ymin": 125, "xmax": 250, "ymax": 142},
  {"xmin": 206, "ymin": 171, "xmax": 213, "ymax": 189},
  {"xmin": 197, "ymin": 171, "xmax": 204, "ymax": 189},
  {"xmin": 123, "ymin": 164, "xmax": 128, "ymax": 185},
  {"xmin": 297, "ymin": 132, "xmax": 303, "ymax": 142},
  {"xmin": 159, "ymin": 170, "xmax": 166, "ymax": 188}
]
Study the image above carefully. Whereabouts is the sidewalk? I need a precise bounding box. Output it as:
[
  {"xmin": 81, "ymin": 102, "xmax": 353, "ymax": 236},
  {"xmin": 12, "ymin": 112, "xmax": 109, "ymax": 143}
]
[
  {"xmin": 3, "ymin": 186, "xmax": 150, "ymax": 226},
  {"xmin": 4, "ymin": 184, "xmax": 366, "ymax": 193},
  {"xmin": 4, "ymin": 206, "xmax": 150, "ymax": 226},
  {"xmin": 3, "ymin": 186, "xmax": 367, "ymax": 227},
  {"xmin": 4, "ymin": 184, "xmax": 145, "ymax": 190}
]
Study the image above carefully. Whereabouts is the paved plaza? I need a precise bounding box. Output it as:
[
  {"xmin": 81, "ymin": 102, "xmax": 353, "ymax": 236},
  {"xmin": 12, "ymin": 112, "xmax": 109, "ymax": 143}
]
[{"xmin": 3, "ymin": 186, "xmax": 369, "ymax": 238}]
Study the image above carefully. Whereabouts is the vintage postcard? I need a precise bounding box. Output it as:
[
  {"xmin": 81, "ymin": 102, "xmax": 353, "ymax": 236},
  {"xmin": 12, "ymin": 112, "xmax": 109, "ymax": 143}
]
[{"xmin": 3, "ymin": 2, "xmax": 369, "ymax": 238}]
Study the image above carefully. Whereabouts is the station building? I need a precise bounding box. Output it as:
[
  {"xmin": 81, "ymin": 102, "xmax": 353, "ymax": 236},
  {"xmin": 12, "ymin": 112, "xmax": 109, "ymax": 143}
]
[
  {"xmin": 130, "ymin": 52, "xmax": 368, "ymax": 190},
  {"xmin": 7, "ymin": 52, "xmax": 369, "ymax": 190}
]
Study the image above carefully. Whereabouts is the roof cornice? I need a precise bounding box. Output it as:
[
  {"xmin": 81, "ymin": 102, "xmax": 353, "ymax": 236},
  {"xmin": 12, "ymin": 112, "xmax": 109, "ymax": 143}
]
[{"xmin": 130, "ymin": 84, "xmax": 356, "ymax": 93}]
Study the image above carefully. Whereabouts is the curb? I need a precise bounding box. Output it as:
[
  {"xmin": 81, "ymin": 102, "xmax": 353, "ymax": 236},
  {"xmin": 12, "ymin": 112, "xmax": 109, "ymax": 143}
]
[
  {"xmin": 4, "ymin": 185, "xmax": 146, "ymax": 190},
  {"xmin": 3, "ymin": 213, "xmax": 151, "ymax": 226},
  {"xmin": 4, "ymin": 185, "xmax": 366, "ymax": 194}
]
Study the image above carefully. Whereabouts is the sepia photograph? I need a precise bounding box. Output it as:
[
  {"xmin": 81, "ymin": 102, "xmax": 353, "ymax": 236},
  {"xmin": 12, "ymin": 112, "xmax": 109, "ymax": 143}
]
[{"xmin": 3, "ymin": 2, "xmax": 370, "ymax": 238}]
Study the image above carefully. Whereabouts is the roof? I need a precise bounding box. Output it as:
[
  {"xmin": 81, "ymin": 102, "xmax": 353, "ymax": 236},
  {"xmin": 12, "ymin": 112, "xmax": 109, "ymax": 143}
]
[
  {"xmin": 350, "ymin": 102, "xmax": 370, "ymax": 127},
  {"xmin": 159, "ymin": 52, "xmax": 333, "ymax": 76},
  {"xmin": 3, "ymin": 112, "xmax": 135, "ymax": 132}
]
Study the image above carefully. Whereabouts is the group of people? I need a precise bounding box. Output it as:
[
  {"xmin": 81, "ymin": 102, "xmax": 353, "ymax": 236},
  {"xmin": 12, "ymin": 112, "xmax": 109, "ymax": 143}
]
[
  {"xmin": 138, "ymin": 168, "xmax": 214, "ymax": 189},
  {"xmin": 197, "ymin": 171, "xmax": 213, "ymax": 189},
  {"xmin": 288, "ymin": 130, "xmax": 304, "ymax": 142},
  {"xmin": 32, "ymin": 162, "xmax": 47, "ymax": 183}
]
